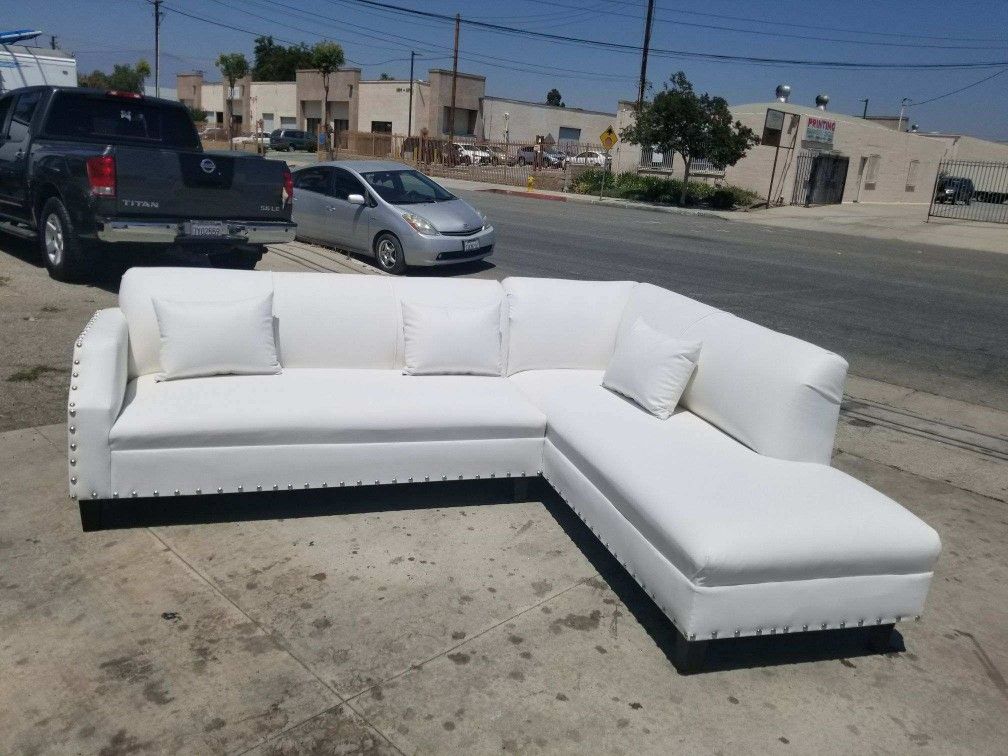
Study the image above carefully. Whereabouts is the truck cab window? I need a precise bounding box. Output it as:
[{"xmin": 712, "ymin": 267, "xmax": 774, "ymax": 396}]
[{"xmin": 8, "ymin": 91, "xmax": 42, "ymax": 143}]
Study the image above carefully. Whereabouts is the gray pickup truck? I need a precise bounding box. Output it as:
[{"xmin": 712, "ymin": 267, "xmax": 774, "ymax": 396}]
[{"xmin": 0, "ymin": 86, "xmax": 295, "ymax": 280}]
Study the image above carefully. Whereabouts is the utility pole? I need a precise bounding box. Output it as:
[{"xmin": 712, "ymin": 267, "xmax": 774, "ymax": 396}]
[
  {"xmin": 897, "ymin": 97, "xmax": 910, "ymax": 132},
  {"xmin": 636, "ymin": 0, "xmax": 655, "ymax": 106},
  {"xmin": 860, "ymin": 98, "xmax": 869, "ymax": 119},
  {"xmin": 449, "ymin": 13, "xmax": 460, "ymax": 146},
  {"xmin": 50, "ymin": 35, "xmax": 57, "ymax": 50},
  {"xmin": 407, "ymin": 50, "xmax": 415, "ymax": 139},
  {"xmin": 153, "ymin": 0, "xmax": 163, "ymax": 97}
]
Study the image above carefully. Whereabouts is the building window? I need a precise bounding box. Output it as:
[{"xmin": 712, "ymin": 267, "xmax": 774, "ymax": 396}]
[
  {"xmin": 371, "ymin": 121, "xmax": 392, "ymax": 133},
  {"xmin": 906, "ymin": 159, "xmax": 920, "ymax": 192},
  {"xmin": 864, "ymin": 154, "xmax": 881, "ymax": 190},
  {"xmin": 333, "ymin": 119, "xmax": 349, "ymax": 133},
  {"xmin": 558, "ymin": 126, "xmax": 581, "ymax": 149}
]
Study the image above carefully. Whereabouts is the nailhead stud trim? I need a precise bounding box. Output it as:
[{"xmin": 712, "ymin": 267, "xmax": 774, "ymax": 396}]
[
  {"xmin": 70, "ymin": 476, "xmax": 77, "ymax": 484},
  {"xmin": 218, "ymin": 487, "xmax": 224, "ymax": 494},
  {"xmin": 174, "ymin": 489, "xmax": 180, "ymax": 496},
  {"xmin": 91, "ymin": 491, "xmax": 97, "ymax": 499}
]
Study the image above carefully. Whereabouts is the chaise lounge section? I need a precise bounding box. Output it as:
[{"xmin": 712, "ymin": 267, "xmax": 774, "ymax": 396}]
[{"xmin": 67, "ymin": 268, "xmax": 941, "ymax": 670}]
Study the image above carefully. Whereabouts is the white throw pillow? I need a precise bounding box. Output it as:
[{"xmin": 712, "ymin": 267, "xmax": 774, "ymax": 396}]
[
  {"xmin": 602, "ymin": 318, "xmax": 701, "ymax": 419},
  {"xmin": 152, "ymin": 293, "xmax": 281, "ymax": 381},
  {"xmin": 401, "ymin": 301, "xmax": 502, "ymax": 376}
]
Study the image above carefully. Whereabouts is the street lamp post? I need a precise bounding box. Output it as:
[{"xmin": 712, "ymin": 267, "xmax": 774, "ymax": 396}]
[{"xmin": 503, "ymin": 112, "xmax": 509, "ymax": 145}]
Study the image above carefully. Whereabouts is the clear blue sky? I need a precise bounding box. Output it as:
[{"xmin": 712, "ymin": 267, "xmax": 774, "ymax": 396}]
[{"xmin": 8, "ymin": 0, "xmax": 1008, "ymax": 140}]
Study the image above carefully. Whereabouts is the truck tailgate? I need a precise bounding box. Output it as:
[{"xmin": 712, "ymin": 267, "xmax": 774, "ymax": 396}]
[{"xmin": 113, "ymin": 147, "xmax": 288, "ymax": 221}]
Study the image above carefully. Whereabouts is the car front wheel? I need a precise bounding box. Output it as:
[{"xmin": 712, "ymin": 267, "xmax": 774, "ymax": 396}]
[{"xmin": 374, "ymin": 232, "xmax": 407, "ymax": 275}]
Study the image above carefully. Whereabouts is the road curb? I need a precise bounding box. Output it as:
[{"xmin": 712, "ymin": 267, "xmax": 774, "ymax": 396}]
[{"xmin": 472, "ymin": 185, "xmax": 733, "ymax": 219}]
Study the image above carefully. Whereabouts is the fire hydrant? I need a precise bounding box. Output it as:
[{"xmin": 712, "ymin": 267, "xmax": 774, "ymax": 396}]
[{"xmin": 526, "ymin": 175, "xmax": 535, "ymax": 192}]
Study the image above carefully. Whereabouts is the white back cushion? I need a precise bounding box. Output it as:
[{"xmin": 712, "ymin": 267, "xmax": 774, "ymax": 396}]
[
  {"xmin": 272, "ymin": 273, "xmax": 397, "ymax": 369},
  {"xmin": 401, "ymin": 302, "xmax": 503, "ymax": 376},
  {"xmin": 119, "ymin": 267, "xmax": 274, "ymax": 377},
  {"xmin": 153, "ymin": 293, "xmax": 281, "ymax": 381},
  {"xmin": 617, "ymin": 282, "xmax": 719, "ymax": 342},
  {"xmin": 680, "ymin": 312, "xmax": 848, "ymax": 465},
  {"xmin": 602, "ymin": 319, "xmax": 701, "ymax": 420},
  {"xmin": 391, "ymin": 278, "xmax": 507, "ymax": 369},
  {"xmin": 504, "ymin": 277, "xmax": 635, "ymax": 374}
]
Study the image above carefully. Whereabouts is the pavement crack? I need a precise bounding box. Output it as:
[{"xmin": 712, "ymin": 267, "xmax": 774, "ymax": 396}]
[
  {"xmin": 143, "ymin": 528, "xmax": 346, "ymax": 701},
  {"xmin": 341, "ymin": 573, "xmax": 600, "ymax": 705}
]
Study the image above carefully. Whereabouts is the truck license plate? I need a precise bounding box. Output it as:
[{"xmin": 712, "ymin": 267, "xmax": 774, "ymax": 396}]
[
  {"xmin": 463, "ymin": 239, "xmax": 480, "ymax": 252},
  {"xmin": 185, "ymin": 221, "xmax": 228, "ymax": 238}
]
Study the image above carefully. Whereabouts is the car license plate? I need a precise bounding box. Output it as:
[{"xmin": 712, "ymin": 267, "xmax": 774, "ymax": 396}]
[
  {"xmin": 184, "ymin": 221, "xmax": 228, "ymax": 238},
  {"xmin": 463, "ymin": 239, "xmax": 480, "ymax": 253}
]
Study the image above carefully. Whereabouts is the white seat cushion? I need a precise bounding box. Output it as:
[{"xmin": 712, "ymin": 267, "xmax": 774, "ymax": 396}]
[
  {"xmin": 111, "ymin": 369, "xmax": 546, "ymax": 450},
  {"xmin": 510, "ymin": 370, "xmax": 941, "ymax": 587}
]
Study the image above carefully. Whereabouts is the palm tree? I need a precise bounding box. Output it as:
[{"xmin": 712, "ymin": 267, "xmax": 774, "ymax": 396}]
[
  {"xmin": 216, "ymin": 53, "xmax": 249, "ymax": 149},
  {"xmin": 310, "ymin": 41, "xmax": 345, "ymax": 158}
]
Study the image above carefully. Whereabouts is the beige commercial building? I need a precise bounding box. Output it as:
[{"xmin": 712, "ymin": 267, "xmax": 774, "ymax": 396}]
[
  {"xmin": 614, "ymin": 100, "xmax": 1008, "ymax": 205},
  {"xmin": 177, "ymin": 67, "xmax": 615, "ymax": 146}
]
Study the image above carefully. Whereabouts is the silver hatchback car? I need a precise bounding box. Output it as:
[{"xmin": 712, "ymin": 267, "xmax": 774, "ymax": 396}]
[{"xmin": 291, "ymin": 160, "xmax": 495, "ymax": 274}]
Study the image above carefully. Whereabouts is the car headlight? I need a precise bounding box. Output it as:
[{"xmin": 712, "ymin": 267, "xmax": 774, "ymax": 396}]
[
  {"xmin": 402, "ymin": 212, "xmax": 439, "ymax": 236},
  {"xmin": 478, "ymin": 210, "xmax": 489, "ymax": 230}
]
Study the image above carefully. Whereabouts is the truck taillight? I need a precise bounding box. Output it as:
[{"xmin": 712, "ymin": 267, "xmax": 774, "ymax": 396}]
[
  {"xmin": 106, "ymin": 90, "xmax": 142, "ymax": 99},
  {"xmin": 86, "ymin": 155, "xmax": 116, "ymax": 197},
  {"xmin": 282, "ymin": 166, "xmax": 293, "ymax": 205}
]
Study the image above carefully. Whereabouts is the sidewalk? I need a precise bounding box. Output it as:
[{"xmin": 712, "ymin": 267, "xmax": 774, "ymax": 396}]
[
  {"xmin": 3, "ymin": 369, "xmax": 1007, "ymax": 752},
  {"xmin": 728, "ymin": 203, "xmax": 1008, "ymax": 256}
]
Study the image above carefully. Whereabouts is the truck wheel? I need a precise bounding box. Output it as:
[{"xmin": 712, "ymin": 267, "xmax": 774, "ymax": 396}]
[
  {"xmin": 38, "ymin": 197, "xmax": 88, "ymax": 282},
  {"xmin": 374, "ymin": 232, "xmax": 407, "ymax": 275}
]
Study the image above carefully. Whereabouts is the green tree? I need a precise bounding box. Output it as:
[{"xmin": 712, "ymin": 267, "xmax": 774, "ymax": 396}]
[
  {"xmin": 216, "ymin": 52, "xmax": 250, "ymax": 146},
  {"xmin": 252, "ymin": 35, "xmax": 312, "ymax": 81},
  {"xmin": 379, "ymin": 72, "xmax": 393, "ymax": 80},
  {"xmin": 620, "ymin": 71, "xmax": 758, "ymax": 205},
  {"xmin": 187, "ymin": 105, "xmax": 209, "ymax": 124},
  {"xmin": 546, "ymin": 88, "xmax": 564, "ymax": 107},
  {"xmin": 78, "ymin": 60, "xmax": 150, "ymax": 93},
  {"xmin": 310, "ymin": 41, "xmax": 346, "ymax": 157}
]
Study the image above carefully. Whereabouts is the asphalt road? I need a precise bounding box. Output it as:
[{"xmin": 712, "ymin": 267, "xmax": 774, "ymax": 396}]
[{"xmin": 444, "ymin": 190, "xmax": 1008, "ymax": 411}]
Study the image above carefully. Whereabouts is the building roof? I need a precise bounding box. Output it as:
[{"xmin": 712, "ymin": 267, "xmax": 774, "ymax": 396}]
[{"xmin": 482, "ymin": 95, "xmax": 615, "ymax": 117}]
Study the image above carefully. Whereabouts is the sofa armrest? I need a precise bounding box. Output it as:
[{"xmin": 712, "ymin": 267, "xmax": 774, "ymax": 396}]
[
  {"xmin": 68, "ymin": 308, "xmax": 129, "ymax": 501},
  {"xmin": 681, "ymin": 312, "xmax": 848, "ymax": 465}
]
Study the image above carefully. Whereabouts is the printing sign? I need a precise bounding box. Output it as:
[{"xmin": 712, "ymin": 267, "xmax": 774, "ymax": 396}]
[{"xmin": 805, "ymin": 116, "xmax": 836, "ymax": 146}]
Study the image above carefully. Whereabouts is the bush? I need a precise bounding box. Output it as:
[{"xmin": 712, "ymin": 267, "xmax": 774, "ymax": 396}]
[{"xmin": 571, "ymin": 168, "xmax": 756, "ymax": 209}]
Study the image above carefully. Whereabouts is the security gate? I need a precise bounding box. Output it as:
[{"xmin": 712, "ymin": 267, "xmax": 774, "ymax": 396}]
[
  {"xmin": 928, "ymin": 159, "xmax": 1008, "ymax": 224},
  {"xmin": 791, "ymin": 152, "xmax": 849, "ymax": 206}
]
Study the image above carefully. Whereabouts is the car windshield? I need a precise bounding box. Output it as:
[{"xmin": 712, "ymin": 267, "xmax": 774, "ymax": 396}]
[{"xmin": 360, "ymin": 169, "xmax": 455, "ymax": 204}]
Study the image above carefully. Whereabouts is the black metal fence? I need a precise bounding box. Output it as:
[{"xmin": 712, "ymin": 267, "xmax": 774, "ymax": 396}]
[
  {"xmin": 791, "ymin": 152, "xmax": 849, "ymax": 206},
  {"xmin": 928, "ymin": 159, "xmax": 1008, "ymax": 224}
]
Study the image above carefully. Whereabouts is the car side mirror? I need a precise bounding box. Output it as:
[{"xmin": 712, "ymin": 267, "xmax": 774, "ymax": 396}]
[{"xmin": 347, "ymin": 193, "xmax": 366, "ymax": 205}]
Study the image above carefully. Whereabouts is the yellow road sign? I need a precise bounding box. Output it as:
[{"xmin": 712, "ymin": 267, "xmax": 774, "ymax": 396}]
[{"xmin": 600, "ymin": 126, "xmax": 618, "ymax": 151}]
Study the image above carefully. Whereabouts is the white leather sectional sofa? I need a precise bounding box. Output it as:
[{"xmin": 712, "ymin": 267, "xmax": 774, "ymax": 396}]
[{"xmin": 68, "ymin": 268, "xmax": 941, "ymax": 670}]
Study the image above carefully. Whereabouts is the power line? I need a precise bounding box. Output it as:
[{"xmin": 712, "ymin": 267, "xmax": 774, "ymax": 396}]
[
  {"xmin": 517, "ymin": 0, "xmax": 1008, "ymax": 50},
  {"xmin": 345, "ymin": 0, "xmax": 1008, "ymax": 70},
  {"xmin": 911, "ymin": 68, "xmax": 1008, "ymax": 106},
  {"xmin": 238, "ymin": 0, "xmax": 638, "ymax": 81},
  {"xmin": 607, "ymin": 0, "xmax": 1008, "ymax": 44}
]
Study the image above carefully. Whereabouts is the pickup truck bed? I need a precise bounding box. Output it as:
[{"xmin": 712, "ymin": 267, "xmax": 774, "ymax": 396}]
[{"xmin": 0, "ymin": 85, "xmax": 295, "ymax": 280}]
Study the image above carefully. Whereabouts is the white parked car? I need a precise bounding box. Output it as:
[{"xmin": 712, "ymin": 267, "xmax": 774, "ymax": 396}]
[
  {"xmin": 567, "ymin": 150, "xmax": 611, "ymax": 167},
  {"xmin": 231, "ymin": 131, "xmax": 269, "ymax": 147}
]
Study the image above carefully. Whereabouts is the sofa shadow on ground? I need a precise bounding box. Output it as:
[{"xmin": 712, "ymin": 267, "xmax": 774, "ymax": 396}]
[{"xmin": 78, "ymin": 477, "xmax": 903, "ymax": 675}]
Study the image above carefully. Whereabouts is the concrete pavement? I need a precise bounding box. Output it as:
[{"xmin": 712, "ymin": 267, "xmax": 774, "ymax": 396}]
[
  {"xmin": 3, "ymin": 411, "xmax": 1007, "ymax": 753},
  {"xmin": 3, "ymin": 211, "xmax": 1008, "ymax": 752}
]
